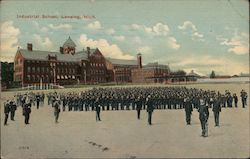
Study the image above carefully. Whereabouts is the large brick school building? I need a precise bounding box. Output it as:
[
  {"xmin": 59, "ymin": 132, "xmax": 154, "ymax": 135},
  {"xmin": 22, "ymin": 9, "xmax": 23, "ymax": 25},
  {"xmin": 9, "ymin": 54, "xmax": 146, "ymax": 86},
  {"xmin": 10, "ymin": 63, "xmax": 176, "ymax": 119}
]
[{"xmin": 14, "ymin": 37, "xmax": 142, "ymax": 87}]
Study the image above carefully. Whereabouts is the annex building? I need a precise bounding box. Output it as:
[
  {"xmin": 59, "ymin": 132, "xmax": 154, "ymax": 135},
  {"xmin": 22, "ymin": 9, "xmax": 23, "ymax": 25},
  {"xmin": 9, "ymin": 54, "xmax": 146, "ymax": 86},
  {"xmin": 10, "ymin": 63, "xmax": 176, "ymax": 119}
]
[{"xmin": 14, "ymin": 37, "xmax": 141, "ymax": 87}]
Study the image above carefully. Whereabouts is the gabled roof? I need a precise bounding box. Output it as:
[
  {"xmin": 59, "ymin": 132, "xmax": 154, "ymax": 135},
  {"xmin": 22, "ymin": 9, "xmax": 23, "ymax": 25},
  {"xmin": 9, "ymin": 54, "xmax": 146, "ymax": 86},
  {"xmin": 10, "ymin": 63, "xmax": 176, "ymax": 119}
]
[
  {"xmin": 63, "ymin": 37, "xmax": 76, "ymax": 48},
  {"xmin": 18, "ymin": 49, "xmax": 88, "ymax": 62},
  {"xmin": 106, "ymin": 58, "xmax": 137, "ymax": 66}
]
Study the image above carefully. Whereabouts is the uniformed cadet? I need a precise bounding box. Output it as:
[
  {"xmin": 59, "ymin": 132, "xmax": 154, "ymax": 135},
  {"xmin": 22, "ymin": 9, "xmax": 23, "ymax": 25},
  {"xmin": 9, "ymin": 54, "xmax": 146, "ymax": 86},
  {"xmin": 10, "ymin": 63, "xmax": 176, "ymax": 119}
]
[
  {"xmin": 184, "ymin": 97, "xmax": 193, "ymax": 125},
  {"xmin": 212, "ymin": 96, "xmax": 221, "ymax": 127},
  {"xmin": 36, "ymin": 94, "xmax": 41, "ymax": 109},
  {"xmin": 241, "ymin": 90, "xmax": 248, "ymax": 108},
  {"xmin": 9, "ymin": 100, "xmax": 17, "ymax": 121},
  {"xmin": 135, "ymin": 96, "xmax": 143, "ymax": 120},
  {"xmin": 23, "ymin": 101, "xmax": 32, "ymax": 125},
  {"xmin": 233, "ymin": 93, "xmax": 238, "ymax": 108},
  {"xmin": 198, "ymin": 98, "xmax": 209, "ymax": 137},
  {"xmin": 146, "ymin": 95, "xmax": 154, "ymax": 125},
  {"xmin": 54, "ymin": 100, "xmax": 61, "ymax": 123},
  {"xmin": 227, "ymin": 93, "xmax": 233, "ymax": 108},
  {"xmin": 4, "ymin": 101, "xmax": 10, "ymax": 125},
  {"xmin": 95, "ymin": 98, "xmax": 101, "ymax": 121}
]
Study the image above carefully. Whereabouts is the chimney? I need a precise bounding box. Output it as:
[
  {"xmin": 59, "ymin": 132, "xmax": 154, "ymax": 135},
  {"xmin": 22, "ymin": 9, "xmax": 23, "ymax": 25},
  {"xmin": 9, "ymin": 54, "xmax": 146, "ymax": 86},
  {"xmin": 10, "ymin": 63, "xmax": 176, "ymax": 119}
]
[
  {"xmin": 27, "ymin": 43, "xmax": 32, "ymax": 51},
  {"xmin": 87, "ymin": 47, "xmax": 90, "ymax": 58},
  {"xmin": 60, "ymin": 47, "xmax": 63, "ymax": 54},
  {"xmin": 137, "ymin": 53, "xmax": 142, "ymax": 69}
]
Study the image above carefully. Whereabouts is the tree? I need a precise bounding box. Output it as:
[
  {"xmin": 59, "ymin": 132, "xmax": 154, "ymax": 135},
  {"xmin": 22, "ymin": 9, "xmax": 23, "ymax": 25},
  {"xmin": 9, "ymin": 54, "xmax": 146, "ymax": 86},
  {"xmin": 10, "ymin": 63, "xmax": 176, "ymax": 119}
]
[{"xmin": 210, "ymin": 70, "xmax": 216, "ymax": 78}]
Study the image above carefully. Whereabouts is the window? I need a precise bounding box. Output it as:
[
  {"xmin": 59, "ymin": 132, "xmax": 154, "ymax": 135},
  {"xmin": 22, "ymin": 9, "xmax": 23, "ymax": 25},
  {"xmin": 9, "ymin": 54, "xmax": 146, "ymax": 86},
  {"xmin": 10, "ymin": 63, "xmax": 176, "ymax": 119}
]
[
  {"xmin": 27, "ymin": 67, "xmax": 31, "ymax": 73},
  {"xmin": 32, "ymin": 67, "xmax": 35, "ymax": 73},
  {"xmin": 27, "ymin": 75, "xmax": 30, "ymax": 81},
  {"xmin": 41, "ymin": 67, "xmax": 44, "ymax": 73},
  {"xmin": 37, "ymin": 67, "xmax": 40, "ymax": 73}
]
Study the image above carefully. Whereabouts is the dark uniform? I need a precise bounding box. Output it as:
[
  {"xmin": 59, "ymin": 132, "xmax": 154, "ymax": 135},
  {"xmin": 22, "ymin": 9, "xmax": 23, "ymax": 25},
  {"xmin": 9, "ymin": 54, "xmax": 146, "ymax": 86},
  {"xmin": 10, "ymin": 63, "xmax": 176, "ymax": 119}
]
[
  {"xmin": 4, "ymin": 101, "xmax": 10, "ymax": 125},
  {"xmin": 241, "ymin": 90, "xmax": 248, "ymax": 108},
  {"xmin": 198, "ymin": 99, "xmax": 209, "ymax": 137},
  {"xmin": 135, "ymin": 97, "xmax": 143, "ymax": 120},
  {"xmin": 9, "ymin": 101, "xmax": 17, "ymax": 121},
  {"xmin": 184, "ymin": 97, "xmax": 193, "ymax": 125},
  {"xmin": 146, "ymin": 96, "xmax": 154, "ymax": 125},
  {"xmin": 23, "ymin": 102, "xmax": 31, "ymax": 124},
  {"xmin": 54, "ymin": 101, "xmax": 61, "ymax": 123},
  {"xmin": 212, "ymin": 97, "xmax": 221, "ymax": 127},
  {"xmin": 233, "ymin": 94, "xmax": 238, "ymax": 108},
  {"xmin": 95, "ymin": 99, "xmax": 101, "ymax": 121},
  {"xmin": 36, "ymin": 95, "xmax": 40, "ymax": 109}
]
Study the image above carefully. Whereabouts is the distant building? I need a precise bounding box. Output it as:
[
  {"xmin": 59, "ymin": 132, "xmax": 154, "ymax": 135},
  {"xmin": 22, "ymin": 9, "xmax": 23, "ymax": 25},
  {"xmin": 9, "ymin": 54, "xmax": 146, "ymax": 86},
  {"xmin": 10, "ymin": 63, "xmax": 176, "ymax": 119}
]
[
  {"xmin": 13, "ymin": 37, "xmax": 140, "ymax": 87},
  {"xmin": 1, "ymin": 62, "xmax": 14, "ymax": 89},
  {"xmin": 132, "ymin": 62, "xmax": 170, "ymax": 83},
  {"xmin": 106, "ymin": 53, "xmax": 141, "ymax": 83}
]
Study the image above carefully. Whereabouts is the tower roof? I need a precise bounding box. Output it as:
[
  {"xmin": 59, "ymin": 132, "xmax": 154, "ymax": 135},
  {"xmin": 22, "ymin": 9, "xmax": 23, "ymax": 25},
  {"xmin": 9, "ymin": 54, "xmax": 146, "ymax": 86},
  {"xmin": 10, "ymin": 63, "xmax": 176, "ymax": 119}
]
[{"xmin": 63, "ymin": 36, "xmax": 76, "ymax": 48}]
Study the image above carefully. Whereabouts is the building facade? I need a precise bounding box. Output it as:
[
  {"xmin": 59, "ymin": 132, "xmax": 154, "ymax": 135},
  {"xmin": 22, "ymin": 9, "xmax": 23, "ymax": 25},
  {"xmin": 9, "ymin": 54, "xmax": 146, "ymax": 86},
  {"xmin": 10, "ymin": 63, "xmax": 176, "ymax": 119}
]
[
  {"xmin": 14, "ymin": 37, "xmax": 140, "ymax": 87},
  {"xmin": 132, "ymin": 62, "xmax": 170, "ymax": 83}
]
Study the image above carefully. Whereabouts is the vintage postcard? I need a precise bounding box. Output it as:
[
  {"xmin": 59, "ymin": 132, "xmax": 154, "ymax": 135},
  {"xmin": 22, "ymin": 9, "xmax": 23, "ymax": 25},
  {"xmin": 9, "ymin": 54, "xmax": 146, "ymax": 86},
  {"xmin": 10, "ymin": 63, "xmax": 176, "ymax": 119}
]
[{"xmin": 0, "ymin": 0, "xmax": 249, "ymax": 158}]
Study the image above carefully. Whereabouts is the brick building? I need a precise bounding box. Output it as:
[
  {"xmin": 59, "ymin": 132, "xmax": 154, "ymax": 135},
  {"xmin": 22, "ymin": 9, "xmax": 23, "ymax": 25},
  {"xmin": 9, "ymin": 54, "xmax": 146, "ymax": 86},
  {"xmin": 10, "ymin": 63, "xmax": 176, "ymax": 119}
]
[
  {"xmin": 132, "ymin": 62, "xmax": 170, "ymax": 83},
  {"xmin": 14, "ymin": 37, "xmax": 140, "ymax": 87}
]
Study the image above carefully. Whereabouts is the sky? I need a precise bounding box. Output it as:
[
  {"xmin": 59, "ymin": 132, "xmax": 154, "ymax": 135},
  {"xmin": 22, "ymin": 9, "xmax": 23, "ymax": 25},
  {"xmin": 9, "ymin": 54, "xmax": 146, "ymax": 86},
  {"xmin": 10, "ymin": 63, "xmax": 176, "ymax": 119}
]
[{"xmin": 0, "ymin": 0, "xmax": 249, "ymax": 76}]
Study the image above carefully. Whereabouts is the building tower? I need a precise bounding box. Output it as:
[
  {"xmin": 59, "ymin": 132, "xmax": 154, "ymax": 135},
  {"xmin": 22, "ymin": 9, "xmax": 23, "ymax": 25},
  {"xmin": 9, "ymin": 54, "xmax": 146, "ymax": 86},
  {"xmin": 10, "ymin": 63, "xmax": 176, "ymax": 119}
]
[
  {"xmin": 61, "ymin": 36, "xmax": 76, "ymax": 55},
  {"xmin": 137, "ymin": 53, "xmax": 142, "ymax": 69}
]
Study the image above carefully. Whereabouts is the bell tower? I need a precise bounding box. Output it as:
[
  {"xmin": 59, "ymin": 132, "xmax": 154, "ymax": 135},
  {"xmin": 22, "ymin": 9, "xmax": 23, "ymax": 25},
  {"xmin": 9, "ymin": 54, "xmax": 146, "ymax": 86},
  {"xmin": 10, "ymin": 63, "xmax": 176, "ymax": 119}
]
[{"xmin": 61, "ymin": 36, "xmax": 76, "ymax": 55}]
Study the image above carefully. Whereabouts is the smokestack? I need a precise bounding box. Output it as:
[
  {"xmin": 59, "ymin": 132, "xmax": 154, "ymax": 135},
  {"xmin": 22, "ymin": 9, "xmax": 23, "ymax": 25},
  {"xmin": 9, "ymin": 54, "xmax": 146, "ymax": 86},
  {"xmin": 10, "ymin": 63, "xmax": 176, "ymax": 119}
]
[
  {"xmin": 137, "ymin": 53, "xmax": 142, "ymax": 69},
  {"xmin": 27, "ymin": 43, "xmax": 32, "ymax": 51},
  {"xmin": 87, "ymin": 47, "xmax": 90, "ymax": 58},
  {"xmin": 60, "ymin": 47, "xmax": 63, "ymax": 54}
]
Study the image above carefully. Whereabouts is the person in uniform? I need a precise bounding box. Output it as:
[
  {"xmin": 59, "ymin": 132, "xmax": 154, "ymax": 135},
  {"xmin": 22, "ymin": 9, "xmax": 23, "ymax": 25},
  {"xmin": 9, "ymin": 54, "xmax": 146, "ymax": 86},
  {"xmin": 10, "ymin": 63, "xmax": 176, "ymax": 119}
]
[
  {"xmin": 54, "ymin": 100, "xmax": 61, "ymax": 123},
  {"xmin": 146, "ymin": 95, "xmax": 154, "ymax": 125},
  {"xmin": 36, "ymin": 94, "xmax": 40, "ymax": 109},
  {"xmin": 184, "ymin": 97, "xmax": 193, "ymax": 125},
  {"xmin": 95, "ymin": 98, "xmax": 101, "ymax": 121},
  {"xmin": 135, "ymin": 96, "xmax": 143, "ymax": 120},
  {"xmin": 23, "ymin": 101, "xmax": 32, "ymax": 124},
  {"xmin": 4, "ymin": 100, "xmax": 10, "ymax": 125},
  {"xmin": 9, "ymin": 100, "xmax": 17, "ymax": 121},
  {"xmin": 241, "ymin": 90, "xmax": 248, "ymax": 108},
  {"xmin": 212, "ymin": 96, "xmax": 221, "ymax": 127},
  {"xmin": 198, "ymin": 98, "xmax": 209, "ymax": 137},
  {"xmin": 233, "ymin": 93, "xmax": 238, "ymax": 108}
]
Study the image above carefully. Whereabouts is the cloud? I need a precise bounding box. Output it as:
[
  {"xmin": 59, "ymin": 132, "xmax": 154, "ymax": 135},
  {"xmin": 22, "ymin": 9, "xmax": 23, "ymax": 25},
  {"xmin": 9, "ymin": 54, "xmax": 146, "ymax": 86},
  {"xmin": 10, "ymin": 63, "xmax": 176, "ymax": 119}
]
[
  {"xmin": 33, "ymin": 34, "xmax": 53, "ymax": 49},
  {"xmin": 0, "ymin": 21, "xmax": 20, "ymax": 59},
  {"xmin": 178, "ymin": 21, "xmax": 204, "ymax": 41},
  {"xmin": 79, "ymin": 34, "xmax": 134, "ymax": 60},
  {"xmin": 167, "ymin": 37, "xmax": 180, "ymax": 50},
  {"xmin": 48, "ymin": 24, "xmax": 72, "ymax": 30},
  {"xmin": 136, "ymin": 46, "xmax": 152, "ymax": 54},
  {"xmin": 105, "ymin": 28, "xmax": 115, "ymax": 35},
  {"xmin": 132, "ymin": 36, "xmax": 142, "ymax": 44},
  {"xmin": 130, "ymin": 23, "xmax": 170, "ymax": 36},
  {"xmin": 217, "ymin": 31, "xmax": 249, "ymax": 55},
  {"xmin": 178, "ymin": 21, "xmax": 197, "ymax": 31},
  {"xmin": 114, "ymin": 35, "xmax": 125, "ymax": 41},
  {"xmin": 33, "ymin": 21, "xmax": 49, "ymax": 32},
  {"xmin": 87, "ymin": 21, "xmax": 102, "ymax": 30},
  {"xmin": 131, "ymin": 24, "xmax": 141, "ymax": 30}
]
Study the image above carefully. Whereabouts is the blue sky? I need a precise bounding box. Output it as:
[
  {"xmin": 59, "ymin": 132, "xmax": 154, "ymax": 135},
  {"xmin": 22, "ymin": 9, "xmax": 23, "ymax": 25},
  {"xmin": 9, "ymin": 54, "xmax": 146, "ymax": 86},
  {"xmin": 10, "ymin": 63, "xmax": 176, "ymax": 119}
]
[{"xmin": 0, "ymin": 0, "xmax": 249, "ymax": 76}]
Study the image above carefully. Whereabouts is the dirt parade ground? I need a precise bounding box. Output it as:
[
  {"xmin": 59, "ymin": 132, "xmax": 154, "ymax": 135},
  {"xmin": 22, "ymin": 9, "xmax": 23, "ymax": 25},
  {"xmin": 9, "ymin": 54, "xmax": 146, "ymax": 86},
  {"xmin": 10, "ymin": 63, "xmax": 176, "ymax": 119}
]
[{"xmin": 1, "ymin": 83, "xmax": 249, "ymax": 158}]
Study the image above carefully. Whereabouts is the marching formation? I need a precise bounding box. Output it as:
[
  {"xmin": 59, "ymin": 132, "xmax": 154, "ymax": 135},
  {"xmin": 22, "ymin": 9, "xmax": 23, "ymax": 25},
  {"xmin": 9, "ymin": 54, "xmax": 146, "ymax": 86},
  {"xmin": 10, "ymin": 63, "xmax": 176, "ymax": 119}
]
[{"xmin": 3, "ymin": 86, "xmax": 248, "ymax": 137}]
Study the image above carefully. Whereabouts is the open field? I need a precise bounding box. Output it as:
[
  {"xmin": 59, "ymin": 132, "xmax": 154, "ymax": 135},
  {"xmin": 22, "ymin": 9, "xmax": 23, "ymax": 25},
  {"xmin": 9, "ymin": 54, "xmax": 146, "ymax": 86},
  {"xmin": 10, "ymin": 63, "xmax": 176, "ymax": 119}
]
[{"xmin": 1, "ymin": 83, "xmax": 249, "ymax": 158}]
